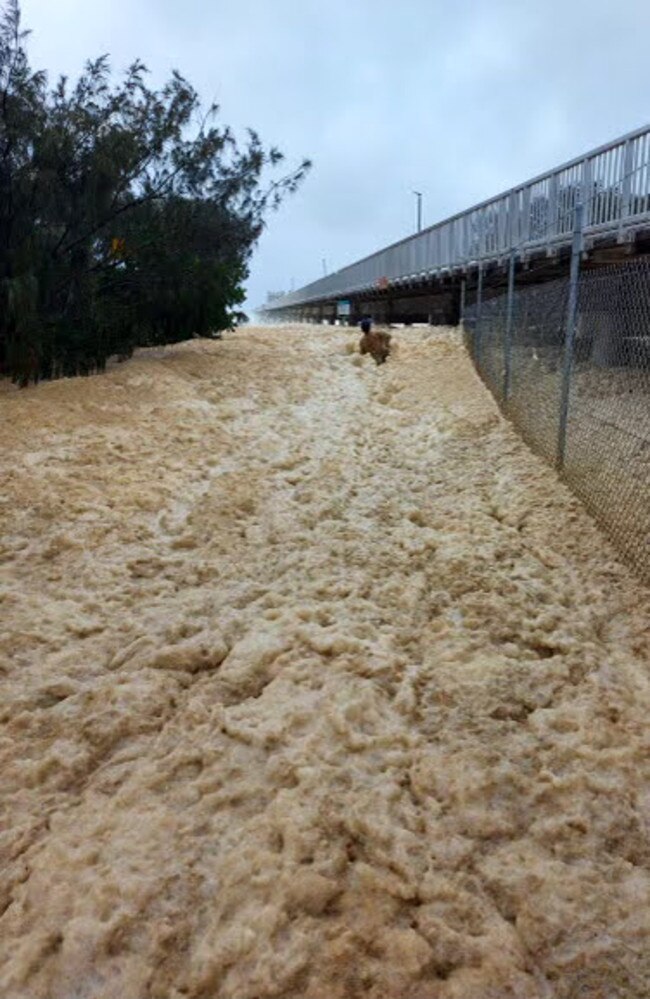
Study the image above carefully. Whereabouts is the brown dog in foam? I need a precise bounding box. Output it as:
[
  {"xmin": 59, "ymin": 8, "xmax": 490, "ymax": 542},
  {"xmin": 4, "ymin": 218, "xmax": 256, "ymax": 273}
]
[{"xmin": 359, "ymin": 318, "xmax": 391, "ymax": 365}]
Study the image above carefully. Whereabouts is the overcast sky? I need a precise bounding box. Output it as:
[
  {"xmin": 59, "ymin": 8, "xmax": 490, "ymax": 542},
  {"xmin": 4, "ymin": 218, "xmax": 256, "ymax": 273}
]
[{"xmin": 21, "ymin": 0, "xmax": 650, "ymax": 312}]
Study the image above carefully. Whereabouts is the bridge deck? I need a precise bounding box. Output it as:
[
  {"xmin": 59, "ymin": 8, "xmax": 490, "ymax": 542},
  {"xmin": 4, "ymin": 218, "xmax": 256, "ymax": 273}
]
[{"xmin": 264, "ymin": 123, "xmax": 650, "ymax": 315}]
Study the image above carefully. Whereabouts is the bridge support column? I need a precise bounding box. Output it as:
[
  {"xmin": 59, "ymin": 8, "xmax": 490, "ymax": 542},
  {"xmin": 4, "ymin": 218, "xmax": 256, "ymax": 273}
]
[
  {"xmin": 372, "ymin": 300, "xmax": 389, "ymax": 325},
  {"xmin": 504, "ymin": 249, "xmax": 516, "ymax": 401},
  {"xmin": 591, "ymin": 312, "xmax": 618, "ymax": 366}
]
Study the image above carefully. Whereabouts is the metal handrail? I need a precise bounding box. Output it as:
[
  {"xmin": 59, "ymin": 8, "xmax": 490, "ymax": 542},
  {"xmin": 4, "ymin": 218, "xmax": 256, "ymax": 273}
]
[{"xmin": 265, "ymin": 123, "xmax": 650, "ymax": 310}]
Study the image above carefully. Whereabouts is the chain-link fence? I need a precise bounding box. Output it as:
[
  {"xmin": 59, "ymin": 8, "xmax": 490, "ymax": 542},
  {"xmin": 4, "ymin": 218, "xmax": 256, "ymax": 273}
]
[{"xmin": 464, "ymin": 255, "xmax": 650, "ymax": 583}]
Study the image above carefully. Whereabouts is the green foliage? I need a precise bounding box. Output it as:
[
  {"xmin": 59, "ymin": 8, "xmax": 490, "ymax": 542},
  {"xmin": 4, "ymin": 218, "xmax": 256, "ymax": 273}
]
[{"xmin": 0, "ymin": 1, "xmax": 310, "ymax": 384}]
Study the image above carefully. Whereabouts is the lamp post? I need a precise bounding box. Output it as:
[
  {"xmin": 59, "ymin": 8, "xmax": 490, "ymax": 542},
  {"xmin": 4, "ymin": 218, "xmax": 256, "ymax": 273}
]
[{"xmin": 413, "ymin": 190, "xmax": 423, "ymax": 233}]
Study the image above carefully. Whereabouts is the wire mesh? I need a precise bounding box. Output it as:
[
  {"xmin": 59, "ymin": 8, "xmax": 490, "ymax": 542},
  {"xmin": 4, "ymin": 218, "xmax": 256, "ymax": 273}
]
[
  {"xmin": 474, "ymin": 292, "xmax": 508, "ymax": 407},
  {"xmin": 466, "ymin": 258, "xmax": 650, "ymax": 582},
  {"xmin": 564, "ymin": 258, "xmax": 650, "ymax": 579}
]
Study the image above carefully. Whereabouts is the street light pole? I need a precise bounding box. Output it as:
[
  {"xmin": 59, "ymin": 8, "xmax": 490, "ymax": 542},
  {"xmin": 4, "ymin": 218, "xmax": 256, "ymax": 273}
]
[{"xmin": 413, "ymin": 190, "xmax": 423, "ymax": 233}]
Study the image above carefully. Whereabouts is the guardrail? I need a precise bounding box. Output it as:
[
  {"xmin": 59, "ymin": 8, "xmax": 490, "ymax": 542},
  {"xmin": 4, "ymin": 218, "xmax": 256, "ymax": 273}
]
[{"xmin": 265, "ymin": 123, "xmax": 650, "ymax": 310}]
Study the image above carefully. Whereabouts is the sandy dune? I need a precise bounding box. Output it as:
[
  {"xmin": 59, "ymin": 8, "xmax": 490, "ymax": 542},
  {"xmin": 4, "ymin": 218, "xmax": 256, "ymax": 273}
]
[{"xmin": 0, "ymin": 325, "xmax": 648, "ymax": 998}]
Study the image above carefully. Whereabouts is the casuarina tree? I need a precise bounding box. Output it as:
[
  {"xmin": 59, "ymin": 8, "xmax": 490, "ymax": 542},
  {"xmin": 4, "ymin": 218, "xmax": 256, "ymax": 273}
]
[{"xmin": 0, "ymin": 0, "xmax": 310, "ymax": 384}]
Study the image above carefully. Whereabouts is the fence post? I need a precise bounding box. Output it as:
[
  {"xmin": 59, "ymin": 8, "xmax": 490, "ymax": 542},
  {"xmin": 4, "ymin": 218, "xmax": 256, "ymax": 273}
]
[
  {"xmin": 460, "ymin": 277, "xmax": 466, "ymax": 327},
  {"xmin": 475, "ymin": 260, "xmax": 484, "ymax": 363},
  {"xmin": 503, "ymin": 248, "xmax": 516, "ymax": 402},
  {"xmin": 557, "ymin": 201, "xmax": 584, "ymax": 470}
]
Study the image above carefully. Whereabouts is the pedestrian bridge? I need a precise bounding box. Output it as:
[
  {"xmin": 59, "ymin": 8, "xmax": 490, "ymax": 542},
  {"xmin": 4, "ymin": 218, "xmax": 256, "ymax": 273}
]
[{"xmin": 261, "ymin": 124, "xmax": 650, "ymax": 325}]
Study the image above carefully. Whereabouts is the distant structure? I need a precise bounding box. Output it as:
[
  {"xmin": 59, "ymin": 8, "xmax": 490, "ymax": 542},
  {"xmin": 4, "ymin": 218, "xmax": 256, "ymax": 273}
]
[{"xmin": 260, "ymin": 124, "xmax": 650, "ymax": 327}]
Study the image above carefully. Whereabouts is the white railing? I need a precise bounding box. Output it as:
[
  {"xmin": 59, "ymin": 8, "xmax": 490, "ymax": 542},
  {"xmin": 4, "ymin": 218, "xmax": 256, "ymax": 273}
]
[{"xmin": 265, "ymin": 124, "xmax": 650, "ymax": 310}]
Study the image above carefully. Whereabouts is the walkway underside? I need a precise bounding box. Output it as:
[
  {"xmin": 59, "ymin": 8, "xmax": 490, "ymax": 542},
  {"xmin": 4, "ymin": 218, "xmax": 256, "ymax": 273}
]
[{"xmin": 1, "ymin": 327, "xmax": 648, "ymax": 999}]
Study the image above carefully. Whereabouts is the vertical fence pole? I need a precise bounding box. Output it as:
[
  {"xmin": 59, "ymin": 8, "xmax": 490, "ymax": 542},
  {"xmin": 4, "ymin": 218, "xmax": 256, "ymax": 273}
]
[
  {"xmin": 460, "ymin": 277, "xmax": 466, "ymax": 327},
  {"xmin": 475, "ymin": 260, "xmax": 484, "ymax": 364},
  {"xmin": 503, "ymin": 248, "xmax": 516, "ymax": 402},
  {"xmin": 557, "ymin": 202, "xmax": 584, "ymax": 470}
]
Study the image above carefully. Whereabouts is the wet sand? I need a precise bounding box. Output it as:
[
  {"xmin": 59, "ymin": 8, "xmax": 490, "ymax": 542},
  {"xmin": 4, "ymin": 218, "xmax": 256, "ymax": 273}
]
[{"xmin": 1, "ymin": 325, "xmax": 648, "ymax": 998}]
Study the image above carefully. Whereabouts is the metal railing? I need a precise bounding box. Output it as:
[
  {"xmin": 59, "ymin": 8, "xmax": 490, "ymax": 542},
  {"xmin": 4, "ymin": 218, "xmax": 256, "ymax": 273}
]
[{"xmin": 265, "ymin": 123, "xmax": 650, "ymax": 310}]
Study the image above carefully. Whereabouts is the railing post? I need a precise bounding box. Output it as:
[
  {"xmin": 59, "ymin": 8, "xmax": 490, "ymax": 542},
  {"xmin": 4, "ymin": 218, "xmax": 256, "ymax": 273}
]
[
  {"xmin": 522, "ymin": 185, "xmax": 531, "ymax": 245},
  {"xmin": 508, "ymin": 190, "xmax": 517, "ymax": 248},
  {"xmin": 620, "ymin": 138, "xmax": 634, "ymax": 240},
  {"xmin": 503, "ymin": 247, "xmax": 516, "ymax": 402},
  {"xmin": 548, "ymin": 173, "xmax": 558, "ymax": 249},
  {"xmin": 581, "ymin": 157, "xmax": 593, "ymax": 228},
  {"xmin": 557, "ymin": 202, "xmax": 584, "ymax": 471}
]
